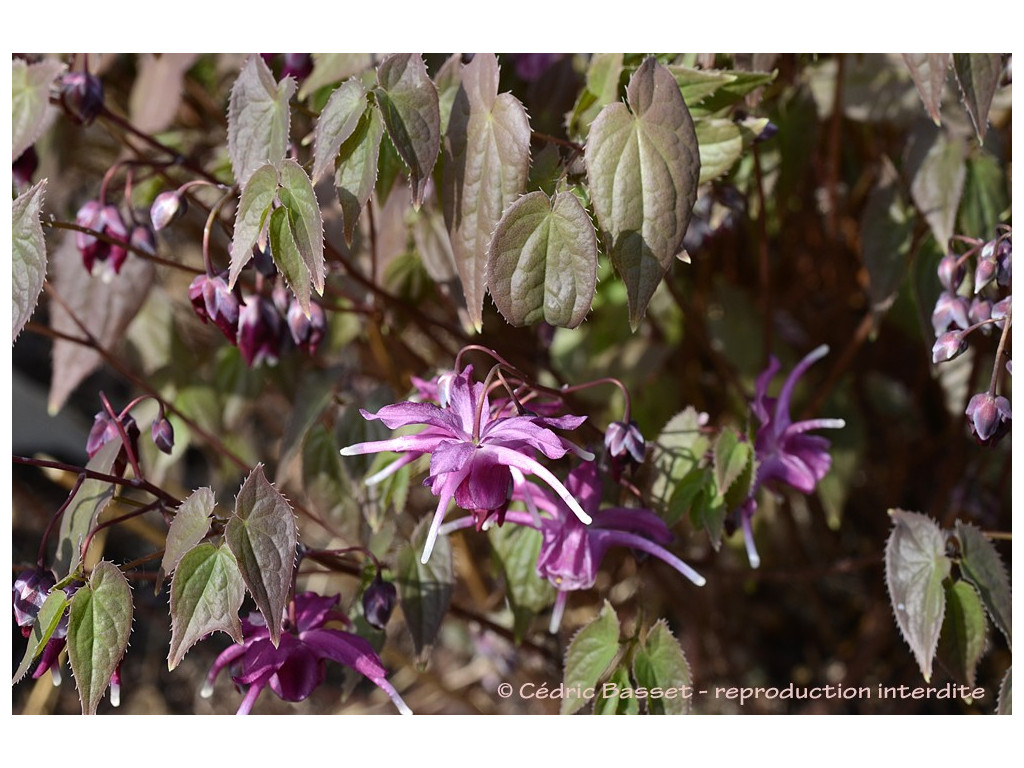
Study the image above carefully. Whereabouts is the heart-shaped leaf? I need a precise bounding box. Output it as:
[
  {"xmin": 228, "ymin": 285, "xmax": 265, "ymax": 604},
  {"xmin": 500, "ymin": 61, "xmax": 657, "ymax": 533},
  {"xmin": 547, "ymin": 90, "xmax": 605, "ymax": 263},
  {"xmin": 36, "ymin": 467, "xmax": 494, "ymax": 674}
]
[
  {"xmin": 955, "ymin": 521, "xmax": 1011, "ymax": 647},
  {"xmin": 487, "ymin": 190, "xmax": 598, "ymax": 328},
  {"xmin": 227, "ymin": 55, "xmax": 296, "ymax": 186},
  {"xmin": 13, "ymin": 179, "xmax": 48, "ymax": 342},
  {"xmin": 397, "ymin": 515, "xmax": 454, "ymax": 659},
  {"xmin": 67, "ymin": 561, "xmax": 133, "ymax": 715},
  {"xmin": 228, "ymin": 162, "xmax": 279, "ymax": 286},
  {"xmin": 632, "ymin": 619, "xmax": 693, "ymax": 714},
  {"xmin": 953, "ymin": 53, "xmax": 1003, "ymax": 144},
  {"xmin": 561, "ymin": 600, "xmax": 621, "ymax": 715},
  {"xmin": 903, "ymin": 53, "xmax": 950, "ymax": 125},
  {"xmin": 168, "ymin": 542, "xmax": 245, "ymax": 670},
  {"xmin": 334, "ymin": 104, "xmax": 384, "ymax": 245},
  {"xmin": 225, "ymin": 464, "xmax": 297, "ymax": 647},
  {"xmin": 12, "ymin": 58, "xmax": 65, "ymax": 162},
  {"xmin": 159, "ymin": 487, "xmax": 215, "ymax": 583},
  {"xmin": 374, "ymin": 53, "xmax": 440, "ymax": 207},
  {"xmin": 586, "ymin": 57, "xmax": 700, "ymax": 330},
  {"xmin": 885, "ymin": 509, "xmax": 951, "ymax": 682},
  {"xmin": 443, "ymin": 52, "xmax": 531, "ymax": 331},
  {"xmin": 312, "ymin": 77, "xmax": 368, "ymax": 183}
]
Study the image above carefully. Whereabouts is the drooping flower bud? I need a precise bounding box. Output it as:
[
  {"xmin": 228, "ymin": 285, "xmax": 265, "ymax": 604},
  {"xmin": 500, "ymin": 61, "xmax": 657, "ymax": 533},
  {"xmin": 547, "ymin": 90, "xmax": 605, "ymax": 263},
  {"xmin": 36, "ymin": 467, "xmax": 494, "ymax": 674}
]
[
  {"xmin": 362, "ymin": 574, "xmax": 398, "ymax": 630},
  {"xmin": 931, "ymin": 291, "xmax": 971, "ymax": 335},
  {"xmin": 237, "ymin": 294, "xmax": 283, "ymax": 367},
  {"xmin": 969, "ymin": 297, "xmax": 993, "ymax": 326},
  {"xmin": 59, "ymin": 72, "xmax": 104, "ymax": 125},
  {"xmin": 605, "ymin": 420, "xmax": 646, "ymax": 465},
  {"xmin": 937, "ymin": 253, "xmax": 965, "ymax": 292},
  {"xmin": 991, "ymin": 296, "xmax": 1011, "ymax": 329},
  {"xmin": 996, "ymin": 238, "xmax": 1012, "ymax": 286},
  {"xmin": 151, "ymin": 416, "xmax": 175, "ymax": 454},
  {"xmin": 286, "ymin": 300, "xmax": 327, "ymax": 355},
  {"xmin": 188, "ymin": 273, "xmax": 241, "ymax": 343},
  {"xmin": 86, "ymin": 410, "xmax": 140, "ymax": 474},
  {"xmin": 280, "ymin": 53, "xmax": 314, "ymax": 81},
  {"xmin": 974, "ymin": 242, "xmax": 998, "ymax": 293},
  {"xmin": 76, "ymin": 202, "xmax": 129, "ymax": 275},
  {"xmin": 931, "ymin": 331, "xmax": 969, "ymax": 364},
  {"xmin": 13, "ymin": 567, "xmax": 57, "ymax": 633},
  {"xmin": 965, "ymin": 392, "xmax": 1012, "ymax": 444},
  {"xmin": 150, "ymin": 190, "xmax": 188, "ymax": 231}
]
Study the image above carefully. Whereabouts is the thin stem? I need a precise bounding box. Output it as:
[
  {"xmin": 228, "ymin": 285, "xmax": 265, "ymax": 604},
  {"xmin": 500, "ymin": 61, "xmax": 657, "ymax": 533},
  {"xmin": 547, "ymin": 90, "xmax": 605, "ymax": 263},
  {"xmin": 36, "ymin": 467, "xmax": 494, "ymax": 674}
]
[
  {"xmin": 98, "ymin": 392, "xmax": 144, "ymax": 481},
  {"xmin": 982, "ymin": 531, "xmax": 1012, "ymax": 541},
  {"xmin": 558, "ymin": 377, "xmax": 633, "ymax": 423},
  {"xmin": 37, "ymin": 474, "xmax": 86, "ymax": 566},
  {"xmin": 530, "ymin": 130, "xmax": 584, "ymax": 154},
  {"xmin": 81, "ymin": 499, "xmax": 164, "ymax": 565},
  {"xmin": 43, "ymin": 221, "xmax": 203, "ymax": 275},
  {"xmin": 473, "ymin": 364, "xmax": 503, "ymax": 441},
  {"xmin": 988, "ymin": 305, "xmax": 1012, "ymax": 396},
  {"xmin": 203, "ymin": 189, "xmax": 237, "ymax": 276},
  {"xmin": 13, "ymin": 455, "xmax": 180, "ymax": 506}
]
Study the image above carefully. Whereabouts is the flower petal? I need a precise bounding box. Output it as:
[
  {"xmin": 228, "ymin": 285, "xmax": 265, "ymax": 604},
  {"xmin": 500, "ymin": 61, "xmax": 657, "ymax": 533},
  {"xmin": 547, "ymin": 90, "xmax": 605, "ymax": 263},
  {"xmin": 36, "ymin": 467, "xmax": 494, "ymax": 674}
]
[
  {"xmin": 487, "ymin": 445, "xmax": 592, "ymax": 525},
  {"xmin": 594, "ymin": 530, "xmax": 706, "ymax": 586},
  {"xmin": 302, "ymin": 628, "xmax": 412, "ymax": 714}
]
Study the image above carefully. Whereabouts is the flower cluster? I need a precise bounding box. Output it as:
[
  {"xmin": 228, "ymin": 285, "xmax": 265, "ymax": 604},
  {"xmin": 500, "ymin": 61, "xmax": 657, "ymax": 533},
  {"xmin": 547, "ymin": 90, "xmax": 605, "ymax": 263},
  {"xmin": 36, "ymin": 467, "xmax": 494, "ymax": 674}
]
[
  {"xmin": 930, "ymin": 227, "xmax": 1012, "ymax": 445},
  {"xmin": 340, "ymin": 354, "xmax": 706, "ymax": 631},
  {"xmin": 735, "ymin": 345, "xmax": 845, "ymax": 568},
  {"xmin": 202, "ymin": 591, "xmax": 411, "ymax": 715}
]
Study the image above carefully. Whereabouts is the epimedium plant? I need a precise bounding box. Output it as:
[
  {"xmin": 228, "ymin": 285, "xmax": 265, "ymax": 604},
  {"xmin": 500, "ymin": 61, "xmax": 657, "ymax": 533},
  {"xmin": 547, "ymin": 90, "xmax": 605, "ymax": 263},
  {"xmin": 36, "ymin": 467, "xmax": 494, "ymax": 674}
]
[{"xmin": 11, "ymin": 52, "xmax": 1011, "ymax": 715}]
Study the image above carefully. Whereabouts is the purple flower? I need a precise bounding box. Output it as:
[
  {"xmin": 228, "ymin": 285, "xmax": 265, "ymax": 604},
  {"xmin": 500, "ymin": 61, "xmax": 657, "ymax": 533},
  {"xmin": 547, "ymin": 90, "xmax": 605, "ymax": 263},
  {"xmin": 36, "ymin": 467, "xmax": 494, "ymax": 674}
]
[
  {"xmin": 604, "ymin": 420, "xmax": 646, "ymax": 467},
  {"xmin": 13, "ymin": 567, "xmax": 56, "ymax": 632},
  {"xmin": 739, "ymin": 345, "xmax": 845, "ymax": 568},
  {"xmin": 236, "ymin": 294, "xmax": 283, "ymax": 367},
  {"xmin": 151, "ymin": 416, "xmax": 174, "ymax": 454},
  {"xmin": 932, "ymin": 330, "xmax": 968, "ymax": 364},
  {"xmin": 202, "ymin": 592, "xmax": 411, "ymax": 715},
  {"xmin": 931, "ymin": 291, "xmax": 971, "ymax": 336},
  {"xmin": 441, "ymin": 462, "xmax": 704, "ymax": 632},
  {"xmin": 188, "ymin": 273, "xmax": 241, "ymax": 343},
  {"xmin": 362, "ymin": 575, "xmax": 398, "ymax": 630},
  {"xmin": 937, "ymin": 253, "xmax": 965, "ymax": 292},
  {"xmin": 341, "ymin": 366, "xmax": 593, "ymax": 563},
  {"xmin": 150, "ymin": 190, "xmax": 188, "ymax": 231},
  {"xmin": 86, "ymin": 410, "xmax": 140, "ymax": 476},
  {"xmin": 286, "ymin": 299, "xmax": 327, "ymax": 355},
  {"xmin": 75, "ymin": 202, "xmax": 129, "ymax": 276},
  {"xmin": 965, "ymin": 392, "xmax": 1012, "ymax": 445},
  {"xmin": 59, "ymin": 72, "xmax": 104, "ymax": 124}
]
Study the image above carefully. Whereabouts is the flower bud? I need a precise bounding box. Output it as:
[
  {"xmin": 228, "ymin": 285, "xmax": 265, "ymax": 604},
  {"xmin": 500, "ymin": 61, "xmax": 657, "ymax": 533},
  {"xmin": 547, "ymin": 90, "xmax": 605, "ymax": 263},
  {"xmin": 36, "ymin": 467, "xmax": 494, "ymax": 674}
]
[
  {"xmin": 252, "ymin": 238, "xmax": 277, "ymax": 277},
  {"xmin": 996, "ymin": 238, "xmax": 1012, "ymax": 286},
  {"xmin": 931, "ymin": 291, "xmax": 971, "ymax": 335},
  {"xmin": 605, "ymin": 420, "xmax": 646, "ymax": 465},
  {"xmin": 151, "ymin": 416, "xmax": 175, "ymax": 454},
  {"xmin": 59, "ymin": 72, "xmax": 104, "ymax": 125},
  {"xmin": 286, "ymin": 300, "xmax": 327, "ymax": 355},
  {"xmin": 13, "ymin": 567, "xmax": 57, "ymax": 631},
  {"xmin": 76, "ymin": 202, "xmax": 129, "ymax": 275},
  {"xmin": 974, "ymin": 246, "xmax": 998, "ymax": 293},
  {"xmin": 280, "ymin": 53, "xmax": 314, "ymax": 81},
  {"xmin": 189, "ymin": 273, "xmax": 241, "ymax": 343},
  {"xmin": 86, "ymin": 410, "xmax": 140, "ymax": 473},
  {"xmin": 13, "ymin": 146, "xmax": 38, "ymax": 191},
  {"xmin": 937, "ymin": 253, "xmax": 965, "ymax": 292},
  {"xmin": 362, "ymin": 574, "xmax": 398, "ymax": 630},
  {"xmin": 931, "ymin": 331, "xmax": 968, "ymax": 364},
  {"xmin": 130, "ymin": 224, "xmax": 156, "ymax": 257},
  {"xmin": 150, "ymin": 191, "xmax": 188, "ymax": 231},
  {"xmin": 237, "ymin": 294, "xmax": 283, "ymax": 367},
  {"xmin": 991, "ymin": 296, "xmax": 1011, "ymax": 329},
  {"xmin": 965, "ymin": 392, "xmax": 1012, "ymax": 444}
]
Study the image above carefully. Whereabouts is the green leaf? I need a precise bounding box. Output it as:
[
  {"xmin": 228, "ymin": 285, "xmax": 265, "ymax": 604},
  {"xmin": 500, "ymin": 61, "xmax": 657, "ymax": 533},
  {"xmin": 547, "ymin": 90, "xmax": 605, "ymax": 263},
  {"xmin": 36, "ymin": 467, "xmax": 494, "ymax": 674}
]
[
  {"xmin": 902, "ymin": 54, "xmax": 949, "ymax": 125},
  {"xmin": 561, "ymin": 600, "xmax": 621, "ymax": 715},
  {"xmin": 885, "ymin": 509, "xmax": 951, "ymax": 682},
  {"xmin": 689, "ymin": 480, "xmax": 727, "ymax": 551},
  {"xmin": 906, "ymin": 123, "xmax": 967, "ymax": 248},
  {"xmin": 567, "ymin": 53, "xmax": 624, "ymax": 142},
  {"xmin": 225, "ymin": 464, "xmax": 297, "ymax": 647},
  {"xmin": 396, "ymin": 515, "xmax": 454, "ymax": 659},
  {"xmin": 13, "ymin": 588, "xmax": 68, "ymax": 684},
  {"xmin": 648, "ymin": 407, "xmax": 710, "ymax": 524},
  {"xmin": 955, "ymin": 521, "xmax": 1011, "ymax": 647},
  {"xmin": 312, "ymin": 77, "xmax": 368, "ymax": 183},
  {"xmin": 374, "ymin": 53, "xmax": 440, "ymax": 207},
  {"xmin": 53, "ymin": 439, "xmax": 121, "ymax": 579},
  {"xmin": 168, "ymin": 542, "xmax": 245, "ymax": 670},
  {"xmin": 277, "ymin": 158, "xmax": 326, "ymax": 303},
  {"xmin": 632, "ymin": 619, "xmax": 693, "ymax": 714},
  {"xmin": 594, "ymin": 663, "xmax": 639, "ymax": 715},
  {"xmin": 712, "ymin": 426, "xmax": 752, "ymax": 498},
  {"xmin": 228, "ymin": 162, "xmax": 279, "ymax": 286},
  {"xmin": 67, "ymin": 561, "xmax": 133, "ymax": 715},
  {"xmin": 268, "ymin": 205, "xmax": 311, "ymax": 314},
  {"xmin": 953, "ymin": 53, "xmax": 1003, "ymax": 144},
  {"xmin": 12, "ymin": 58, "xmax": 64, "ymax": 162},
  {"xmin": 12, "ymin": 179, "xmax": 47, "ymax": 342},
  {"xmin": 937, "ymin": 580, "xmax": 987, "ymax": 688},
  {"xmin": 694, "ymin": 116, "xmax": 769, "ymax": 185},
  {"xmin": 486, "ymin": 190, "xmax": 598, "ymax": 329},
  {"xmin": 489, "ymin": 523, "xmax": 556, "ymax": 642},
  {"xmin": 861, "ymin": 157, "xmax": 914, "ymax": 324},
  {"xmin": 997, "ymin": 666, "xmax": 1011, "ymax": 714},
  {"xmin": 958, "ymin": 150, "xmax": 1009, "ymax": 240},
  {"xmin": 442, "ymin": 52, "xmax": 531, "ymax": 331},
  {"xmin": 159, "ymin": 487, "xmax": 215, "ymax": 583},
  {"xmin": 668, "ymin": 65, "xmax": 776, "ymax": 116},
  {"xmin": 298, "ymin": 53, "xmax": 372, "ymax": 100},
  {"xmin": 585, "ymin": 57, "xmax": 700, "ymax": 331},
  {"xmin": 227, "ymin": 54, "xmax": 296, "ymax": 186},
  {"xmin": 335, "ymin": 104, "xmax": 384, "ymax": 245}
]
